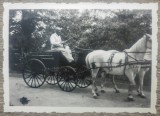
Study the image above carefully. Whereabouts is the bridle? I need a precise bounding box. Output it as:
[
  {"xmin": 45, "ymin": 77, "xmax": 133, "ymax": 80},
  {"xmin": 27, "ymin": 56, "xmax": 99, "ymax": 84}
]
[
  {"xmin": 145, "ymin": 34, "xmax": 152, "ymax": 50},
  {"xmin": 122, "ymin": 34, "xmax": 152, "ymax": 65}
]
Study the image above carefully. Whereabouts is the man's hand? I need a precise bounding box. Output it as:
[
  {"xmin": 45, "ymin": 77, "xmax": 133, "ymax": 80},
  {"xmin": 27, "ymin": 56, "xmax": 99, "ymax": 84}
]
[
  {"xmin": 61, "ymin": 40, "xmax": 67, "ymax": 44},
  {"xmin": 61, "ymin": 38, "xmax": 72, "ymax": 44}
]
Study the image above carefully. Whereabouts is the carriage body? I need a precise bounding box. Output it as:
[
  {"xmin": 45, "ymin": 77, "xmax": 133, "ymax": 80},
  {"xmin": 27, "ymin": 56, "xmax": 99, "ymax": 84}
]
[
  {"xmin": 25, "ymin": 51, "xmax": 69, "ymax": 69},
  {"xmin": 22, "ymin": 49, "xmax": 91, "ymax": 92}
]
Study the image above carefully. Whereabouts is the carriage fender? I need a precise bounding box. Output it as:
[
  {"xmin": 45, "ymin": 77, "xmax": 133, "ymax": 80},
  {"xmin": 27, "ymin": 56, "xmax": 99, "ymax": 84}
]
[
  {"xmin": 60, "ymin": 66, "xmax": 76, "ymax": 73},
  {"xmin": 26, "ymin": 58, "xmax": 47, "ymax": 71}
]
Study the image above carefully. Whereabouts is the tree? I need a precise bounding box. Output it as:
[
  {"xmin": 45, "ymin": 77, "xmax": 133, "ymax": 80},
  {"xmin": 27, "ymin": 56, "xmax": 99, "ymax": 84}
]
[{"xmin": 9, "ymin": 9, "xmax": 151, "ymax": 53}]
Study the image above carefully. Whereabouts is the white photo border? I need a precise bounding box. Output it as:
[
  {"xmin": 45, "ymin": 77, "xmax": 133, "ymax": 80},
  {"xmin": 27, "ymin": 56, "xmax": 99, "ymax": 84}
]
[{"xmin": 3, "ymin": 3, "xmax": 158, "ymax": 113}]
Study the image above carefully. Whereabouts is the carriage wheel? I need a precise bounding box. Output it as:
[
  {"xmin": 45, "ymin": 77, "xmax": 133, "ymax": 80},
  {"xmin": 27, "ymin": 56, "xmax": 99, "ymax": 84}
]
[
  {"xmin": 57, "ymin": 66, "xmax": 77, "ymax": 92},
  {"xmin": 46, "ymin": 72, "xmax": 57, "ymax": 85},
  {"xmin": 76, "ymin": 66, "xmax": 92, "ymax": 88},
  {"xmin": 22, "ymin": 59, "xmax": 46, "ymax": 88}
]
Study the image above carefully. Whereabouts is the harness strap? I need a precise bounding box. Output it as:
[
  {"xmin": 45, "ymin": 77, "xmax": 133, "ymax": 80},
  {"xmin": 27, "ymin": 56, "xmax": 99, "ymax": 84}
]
[
  {"xmin": 91, "ymin": 62, "xmax": 96, "ymax": 69},
  {"xmin": 108, "ymin": 53, "xmax": 115, "ymax": 71},
  {"xmin": 127, "ymin": 54, "xmax": 138, "ymax": 61},
  {"xmin": 124, "ymin": 51, "xmax": 128, "ymax": 76}
]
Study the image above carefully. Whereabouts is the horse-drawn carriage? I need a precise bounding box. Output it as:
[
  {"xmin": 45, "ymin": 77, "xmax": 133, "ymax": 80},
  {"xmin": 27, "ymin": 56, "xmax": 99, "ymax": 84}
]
[
  {"xmin": 22, "ymin": 34, "xmax": 152, "ymax": 101},
  {"xmin": 22, "ymin": 48, "xmax": 92, "ymax": 92}
]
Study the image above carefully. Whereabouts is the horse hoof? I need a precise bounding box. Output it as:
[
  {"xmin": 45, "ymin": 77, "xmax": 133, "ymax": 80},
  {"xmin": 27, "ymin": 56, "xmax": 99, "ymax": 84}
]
[
  {"xmin": 115, "ymin": 90, "xmax": 120, "ymax": 93},
  {"xmin": 138, "ymin": 94, "xmax": 146, "ymax": 98},
  {"xmin": 93, "ymin": 96, "xmax": 98, "ymax": 99},
  {"xmin": 138, "ymin": 93, "xmax": 141, "ymax": 96},
  {"xmin": 96, "ymin": 93, "xmax": 99, "ymax": 96},
  {"xmin": 128, "ymin": 98, "xmax": 134, "ymax": 101},
  {"xmin": 141, "ymin": 95, "xmax": 146, "ymax": 98},
  {"xmin": 101, "ymin": 90, "xmax": 105, "ymax": 93},
  {"xmin": 141, "ymin": 95, "xmax": 146, "ymax": 99},
  {"xmin": 127, "ymin": 96, "xmax": 134, "ymax": 102}
]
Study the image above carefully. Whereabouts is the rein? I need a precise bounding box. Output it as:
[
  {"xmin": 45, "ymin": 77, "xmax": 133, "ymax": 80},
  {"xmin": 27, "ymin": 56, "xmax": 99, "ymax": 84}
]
[{"xmin": 123, "ymin": 45, "xmax": 151, "ymax": 61}]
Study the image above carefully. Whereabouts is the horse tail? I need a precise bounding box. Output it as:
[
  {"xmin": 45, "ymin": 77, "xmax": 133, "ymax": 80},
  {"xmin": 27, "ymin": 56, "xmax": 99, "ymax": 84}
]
[{"xmin": 85, "ymin": 54, "xmax": 90, "ymax": 69}]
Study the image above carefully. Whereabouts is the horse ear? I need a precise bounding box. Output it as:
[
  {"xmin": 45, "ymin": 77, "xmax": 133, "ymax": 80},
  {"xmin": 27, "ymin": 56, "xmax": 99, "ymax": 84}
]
[{"xmin": 145, "ymin": 34, "xmax": 152, "ymax": 40}]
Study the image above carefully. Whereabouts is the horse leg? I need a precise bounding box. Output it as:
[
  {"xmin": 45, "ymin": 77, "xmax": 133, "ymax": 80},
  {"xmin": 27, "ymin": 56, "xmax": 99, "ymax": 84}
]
[
  {"xmin": 125, "ymin": 71, "xmax": 136, "ymax": 101},
  {"xmin": 91, "ymin": 69, "xmax": 99, "ymax": 98},
  {"xmin": 100, "ymin": 71, "xmax": 106, "ymax": 93},
  {"xmin": 112, "ymin": 75, "xmax": 120, "ymax": 93},
  {"xmin": 92, "ymin": 78, "xmax": 99, "ymax": 98},
  {"xmin": 138, "ymin": 70, "xmax": 146, "ymax": 98},
  {"xmin": 137, "ymin": 81, "xmax": 141, "ymax": 96}
]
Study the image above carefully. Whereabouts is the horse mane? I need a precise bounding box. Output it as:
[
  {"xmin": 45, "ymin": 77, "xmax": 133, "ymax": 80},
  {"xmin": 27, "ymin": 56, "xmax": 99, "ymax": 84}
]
[{"xmin": 126, "ymin": 34, "xmax": 147, "ymax": 53}]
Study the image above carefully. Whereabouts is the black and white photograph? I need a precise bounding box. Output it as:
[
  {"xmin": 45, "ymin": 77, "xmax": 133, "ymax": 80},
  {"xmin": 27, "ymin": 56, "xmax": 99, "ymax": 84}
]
[{"xmin": 3, "ymin": 3, "xmax": 158, "ymax": 113}]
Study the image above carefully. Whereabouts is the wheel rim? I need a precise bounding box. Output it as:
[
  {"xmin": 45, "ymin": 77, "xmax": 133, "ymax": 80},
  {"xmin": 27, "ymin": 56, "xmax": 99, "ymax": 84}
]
[
  {"xmin": 57, "ymin": 67, "xmax": 77, "ymax": 92},
  {"xmin": 23, "ymin": 59, "xmax": 46, "ymax": 88}
]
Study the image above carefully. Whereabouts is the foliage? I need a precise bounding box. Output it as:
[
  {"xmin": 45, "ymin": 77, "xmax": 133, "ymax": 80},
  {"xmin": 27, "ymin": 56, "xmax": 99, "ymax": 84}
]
[{"xmin": 9, "ymin": 9, "xmax": 151, "ymax": 53}]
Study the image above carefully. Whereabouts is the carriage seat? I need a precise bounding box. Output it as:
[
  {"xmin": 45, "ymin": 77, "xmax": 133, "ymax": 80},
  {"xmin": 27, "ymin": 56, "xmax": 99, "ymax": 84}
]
[{"xmin": 46, "ymin": 50, "xmax": 62, "ymax": 53}]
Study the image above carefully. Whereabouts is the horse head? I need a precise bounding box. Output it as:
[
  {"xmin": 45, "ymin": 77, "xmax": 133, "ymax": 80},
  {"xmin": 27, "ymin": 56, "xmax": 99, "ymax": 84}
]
[{"xmin": 145, "ymin": 34, "xmax": 152, "ymax": 50}]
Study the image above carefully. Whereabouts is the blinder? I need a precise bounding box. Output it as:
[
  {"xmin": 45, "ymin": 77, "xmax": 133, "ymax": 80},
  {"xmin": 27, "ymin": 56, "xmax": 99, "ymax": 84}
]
[{"xmin": 145, "ymin": 34, "xmax": 152, "ymax": 50}]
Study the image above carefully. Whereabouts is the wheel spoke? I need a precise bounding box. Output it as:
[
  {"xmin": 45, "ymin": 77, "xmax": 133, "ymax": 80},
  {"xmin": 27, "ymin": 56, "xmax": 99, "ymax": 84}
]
[
  {"xmin": 65, "ymin": 82, "xmax": 68, "ymax": 91},
  {"xmin": 60, "ymin": 81, "xmax": 65, "ymax": 87},
  {"xmin": 78, "ymin": 79, "xmax": 82, "ymax": 85},
  {"xmin": 63, "ymin": 82, "xmax": 67, "ymax": 91},
  {"xmin": 82, "ymin": 80, "xmax": 85, "ymax": 87},
  {"xmin": 80, "ymin": 80, "xmax": 83, "ymax": 87},
  {"xmin": 35, "ymin": 76, "xmax": 40, "ymax": 86},
  {"xmin": 50, "ymin": 76, "xmax": 53, "ymax": 82},
  {"xmin": 69, "ymin": 81, "xmax": 74, "ymax": 89},
  {"xmin": 47, "ymin": 76, "xmax": 51, "ymax": 81},
  {"xmin": 30, "ymin": 78, "xmax": 34, "ymax": 87},
  {"xmin": 37, "ymin": 75, "xmax": 43, "ymax": 83},
  {"xmin": 67, "ymin": 82, "xmax": 71, "ymax": 91},
  {"xmin": 24, "ymin": 74, "xmax": 32, "ymax": 79},
  {"xmin": 27, "ymin": 76, "xmax": 32, "ymax": 84},
  {"xmin": 33, "ymin": 77, "xmax": 36, "ymax": 87},
  {"xmin": 66, "ymin": 83, "xmax": 69, "ymax": 91},
  {"xmin": 71, "ymin": 79, "xmax": 76, "ymax": 84}
]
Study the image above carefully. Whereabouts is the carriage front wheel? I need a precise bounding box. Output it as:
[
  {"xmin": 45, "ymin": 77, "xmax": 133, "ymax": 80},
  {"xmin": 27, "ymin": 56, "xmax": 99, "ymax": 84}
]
[
  {"xmin": 57, "ymin": 66, "xmax": 77, "ymax": 92},
  {"xmin": 22, "ymin": 59, "xmax": 46, "ymax": 88},
  {"xmin": 46, "ymin": 71, "xmax": 57, "ymax": 85},
  {"xmin": 76, "ymin": 66, "xmax": 92, "ymax": 88}
]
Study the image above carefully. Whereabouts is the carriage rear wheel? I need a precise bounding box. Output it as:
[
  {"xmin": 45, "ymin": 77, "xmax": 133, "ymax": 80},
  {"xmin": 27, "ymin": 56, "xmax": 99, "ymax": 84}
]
[
  {"xmin": 57, "ymin": 66, "xmax": 77, "ymax": 92},
  {"xmin": 22, "ymin": 59, "xmax": 46, "ymax": 88},
  {"xmin": 76, "ymin": 66, "xmax": 92, "ymax": 88}
]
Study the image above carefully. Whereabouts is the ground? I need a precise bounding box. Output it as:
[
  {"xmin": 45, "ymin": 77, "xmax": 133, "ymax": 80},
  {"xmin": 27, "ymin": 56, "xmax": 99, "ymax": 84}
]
[{"xmin": 9, "ymin": 73, "xmax": 151, "ymax": 107}]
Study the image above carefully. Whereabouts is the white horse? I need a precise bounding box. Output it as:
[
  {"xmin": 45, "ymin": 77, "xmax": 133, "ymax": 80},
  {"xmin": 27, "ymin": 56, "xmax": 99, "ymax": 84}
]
[
  {"xmin": 85, "ymin": 34, "xmax": 152, "ymax": 101},
  {"xmin": 104, "ymin": 50, "xmax": 151, "ymax": 98}
]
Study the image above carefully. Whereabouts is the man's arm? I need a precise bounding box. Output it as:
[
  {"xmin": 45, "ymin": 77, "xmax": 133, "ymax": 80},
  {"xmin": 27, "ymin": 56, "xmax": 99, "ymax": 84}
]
[{"xmin": 61, "ymin": 38, "xmax": 72, "ymax": 44}]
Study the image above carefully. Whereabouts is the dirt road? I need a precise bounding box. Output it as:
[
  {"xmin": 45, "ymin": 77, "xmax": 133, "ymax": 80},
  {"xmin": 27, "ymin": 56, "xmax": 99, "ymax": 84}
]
[{"xmin": 9, "ymin": 73, "xmax": 151, "ymax": 107}]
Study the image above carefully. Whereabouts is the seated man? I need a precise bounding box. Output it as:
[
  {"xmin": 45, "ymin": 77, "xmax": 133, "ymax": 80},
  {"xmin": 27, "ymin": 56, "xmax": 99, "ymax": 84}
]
[{"xmin": 50, "ymin": 33, "xmax": 74, "ymax": 63}]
